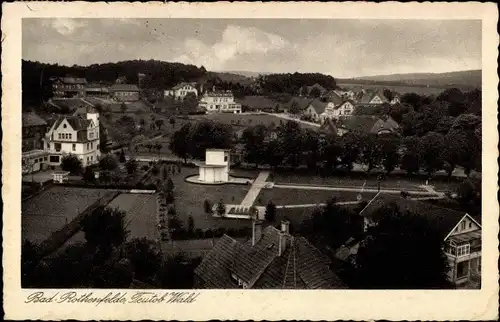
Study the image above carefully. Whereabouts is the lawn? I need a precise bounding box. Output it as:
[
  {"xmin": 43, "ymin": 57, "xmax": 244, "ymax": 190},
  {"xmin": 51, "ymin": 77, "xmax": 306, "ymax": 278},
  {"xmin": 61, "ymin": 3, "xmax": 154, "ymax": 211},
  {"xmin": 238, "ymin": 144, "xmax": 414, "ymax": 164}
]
[
  {"xmin": 269, "ymin": 172, "xmax": 432, "ymax": 191},
  {"xmin": 106, "ymin": 193, "xmax": 158, "ymax": 239},
  {"xmin": 166, "ymin": 166, "xmax": 251, "ymax": 230},
  {"xmin": 22, "ymin": 186, "xmax": 112, "ymax": 243},
  {"xmin": 255, "ymin": 188, "xmax": 379, "ymax": 206}
]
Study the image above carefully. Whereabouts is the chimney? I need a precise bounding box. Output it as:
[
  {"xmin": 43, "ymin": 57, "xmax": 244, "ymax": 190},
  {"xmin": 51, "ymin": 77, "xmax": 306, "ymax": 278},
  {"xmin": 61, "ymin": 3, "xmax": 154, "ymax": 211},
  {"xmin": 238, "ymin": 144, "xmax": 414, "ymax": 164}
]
[
  {"xmin": 252, "ymin": 219, "xmax": 263, "ymax": 246},
  {"xmin": 278, "ymin": 220, "xmax": 290, "ymax": 256},
  {"xmin": 281, "ymin": 220, "xmax": 290, "ymax": 234}
]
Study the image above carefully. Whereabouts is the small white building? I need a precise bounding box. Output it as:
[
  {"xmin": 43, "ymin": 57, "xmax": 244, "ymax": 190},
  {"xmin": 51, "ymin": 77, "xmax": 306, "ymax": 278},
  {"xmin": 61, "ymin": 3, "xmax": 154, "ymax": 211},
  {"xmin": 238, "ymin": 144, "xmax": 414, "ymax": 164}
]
[
  {"xmin": 44, "ymin": 110, "xmax": 101, "ymax": 167},
  {"xmin": 195, "ymin": 149, "xmax": 231, "ymax": 183},
  {"xmin": 199, "ymin": 90, "xmax": 242, "ymax": 114},
  {"xmin": 164, "ymin": 82, "xmax": 198, "ymax": 100}
]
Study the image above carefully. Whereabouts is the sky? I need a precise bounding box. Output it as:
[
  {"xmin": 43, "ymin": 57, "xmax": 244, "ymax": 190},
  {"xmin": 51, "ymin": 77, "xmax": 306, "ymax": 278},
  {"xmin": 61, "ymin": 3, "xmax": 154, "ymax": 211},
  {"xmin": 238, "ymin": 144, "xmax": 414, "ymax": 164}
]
[{"xmin": 22, "ymin": 18, "xmax": 482, "ymax": 78}]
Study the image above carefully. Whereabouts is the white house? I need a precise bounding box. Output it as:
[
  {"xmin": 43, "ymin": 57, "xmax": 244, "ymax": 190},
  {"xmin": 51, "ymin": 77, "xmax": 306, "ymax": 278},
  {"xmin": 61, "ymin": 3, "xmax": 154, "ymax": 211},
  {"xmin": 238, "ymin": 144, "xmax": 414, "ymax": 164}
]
[
  {"xmin": 195, "ymin": 149, "xmax": 231, "ymax": 183},
  {"xmin": 320, "ymin": 100, "xmax": 356, "ymax": 123},
  {"xmin": 44, "ymin": 111, "xmax": 101, "ymax": 167},
  {"xmin": 164, "ymin": 82, "xmax": 198, "ymax": 100},
  {"xmin": 199, "ymin": 90, "xmax": 242, "ymax": 114}
]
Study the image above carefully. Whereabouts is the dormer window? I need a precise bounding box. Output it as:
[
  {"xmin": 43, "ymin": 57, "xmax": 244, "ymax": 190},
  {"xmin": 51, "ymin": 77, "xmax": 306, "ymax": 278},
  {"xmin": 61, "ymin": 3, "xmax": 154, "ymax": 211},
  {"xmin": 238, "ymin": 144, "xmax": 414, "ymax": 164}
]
[{"xmin": 63, "ymin": 124, "xmax": 67, "ymax": 128}]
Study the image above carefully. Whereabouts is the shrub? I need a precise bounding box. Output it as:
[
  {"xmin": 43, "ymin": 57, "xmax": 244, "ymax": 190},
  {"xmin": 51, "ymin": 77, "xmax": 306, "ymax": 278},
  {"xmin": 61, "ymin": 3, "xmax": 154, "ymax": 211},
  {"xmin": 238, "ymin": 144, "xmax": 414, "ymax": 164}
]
[
  {"xmin": 99, "ymin": 155, "xmax": 118, "ymax": 171},
  {"xmin": 125, "ymin": 159, "xmax": 138, "ymax": 174},
  {"xmin": 61, "ymin": 154, "xmax": 83, "ymax": 175}
]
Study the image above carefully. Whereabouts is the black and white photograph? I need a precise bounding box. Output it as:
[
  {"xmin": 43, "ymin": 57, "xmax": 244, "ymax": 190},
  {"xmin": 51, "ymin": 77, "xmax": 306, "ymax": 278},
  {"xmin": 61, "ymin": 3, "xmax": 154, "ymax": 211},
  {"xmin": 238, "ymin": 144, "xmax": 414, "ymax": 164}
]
[{"xmin": 3, "ymin": 1, "xmax": 498, "ymax": 321}]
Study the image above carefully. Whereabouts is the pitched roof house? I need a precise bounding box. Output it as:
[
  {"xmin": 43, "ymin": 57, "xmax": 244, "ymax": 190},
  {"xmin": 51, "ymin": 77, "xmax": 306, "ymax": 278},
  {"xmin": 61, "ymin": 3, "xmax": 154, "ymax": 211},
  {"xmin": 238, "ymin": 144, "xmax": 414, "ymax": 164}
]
[
  {"xmin": 299, "ymin": 83, "xmax": 328, "ymax": 97},
  {"xmin": 358, "ymin": 193, "xmax": 482, "ymax": 288},
  {"xmin": 336, "ymin": 115, "xmax": 400, "ymax": 136},
  {"xmin": 194, "ymin": 221, "xmax": 346, "ymax": 289},
  {"xmin": 357, "ymin": 90, "xmax": 388, "ymax": 106}
]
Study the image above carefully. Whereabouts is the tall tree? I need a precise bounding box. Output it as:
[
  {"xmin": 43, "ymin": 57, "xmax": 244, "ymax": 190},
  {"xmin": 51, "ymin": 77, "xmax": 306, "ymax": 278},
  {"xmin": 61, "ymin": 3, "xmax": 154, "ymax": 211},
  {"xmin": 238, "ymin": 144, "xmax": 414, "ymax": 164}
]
[
  {"xmin": 123, "ymin": 237, "xmax": 162, "ymax": 283},
  {"xmin": 400, "ymin": 136, "xmax": 420, "ymax": 175},
  {"xmin": 418, "ymin": 131, "xmax": 445, "ymax": 175},
  {"xmin": 354, "ymin": 205, "xmax": 450, "ymax": 289},
  {"xmin": 169, "ymin": 123, "xmax": 191, "ymax": 163},
  {"xmin": 61, "ymin": 154, "xmax": 83, "ymax": 175},
  {"xmin": 264, "ymin": 201, "xmax": 277, "ymax": 223}
]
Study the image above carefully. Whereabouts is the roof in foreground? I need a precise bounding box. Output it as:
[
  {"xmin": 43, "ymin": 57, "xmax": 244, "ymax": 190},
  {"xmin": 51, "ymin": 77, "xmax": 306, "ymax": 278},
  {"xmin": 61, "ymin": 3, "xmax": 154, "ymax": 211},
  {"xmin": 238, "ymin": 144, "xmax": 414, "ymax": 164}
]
[
  {"xmin": 109, "ymin": 84, "xmax": 140, "ymax": 92},
  {"xmin": 195, "ymin": 226, "xmax": 346, "ymax": 289},
  {"xmin": 22, "ymin": 112, "xmax": 47, "ymax": 127}
]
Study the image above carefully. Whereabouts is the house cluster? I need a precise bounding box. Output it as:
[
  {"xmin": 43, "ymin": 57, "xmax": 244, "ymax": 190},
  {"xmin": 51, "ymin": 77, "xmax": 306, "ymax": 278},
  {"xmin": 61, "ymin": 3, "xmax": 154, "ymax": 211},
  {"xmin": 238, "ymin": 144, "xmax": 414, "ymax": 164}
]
[
  {"xmin": 22, "ymin": 107, "xmax": 101, "ymax": 174},
  {"xmin": 51, "ymin": 76, "xmax": 141, "ymax": 102}
]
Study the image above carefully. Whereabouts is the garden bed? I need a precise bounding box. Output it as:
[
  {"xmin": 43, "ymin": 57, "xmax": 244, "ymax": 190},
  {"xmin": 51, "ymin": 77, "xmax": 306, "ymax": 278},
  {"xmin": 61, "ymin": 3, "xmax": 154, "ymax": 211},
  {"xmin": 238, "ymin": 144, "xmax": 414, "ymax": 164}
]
[{"xmin": 254, "ymin": 188, "xmax": 379, "ymax": 206}]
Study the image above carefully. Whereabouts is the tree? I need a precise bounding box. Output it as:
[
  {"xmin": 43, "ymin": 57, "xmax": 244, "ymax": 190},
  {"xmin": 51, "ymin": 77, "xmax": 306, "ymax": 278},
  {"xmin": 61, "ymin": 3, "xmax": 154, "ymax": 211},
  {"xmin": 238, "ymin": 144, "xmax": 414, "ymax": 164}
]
[
  {"xmin": 22, "ymin": 240, "xmax": 41, "ymax": 287},
  {"xmin": 169, "ymin": 117, "xmax": 176, "ymax": 128},
  {"xmin": 203, "ymin": 199, "xmax": 212, "ymax": 215},
  {"xmin": 241, "ymin": 125, "xmax": 268, "ymax": 167},
  {"xmin": 185, "ymin": 120, "xmax": 233, "ymax": 160},
  {"xmin": 378, "ymin": 134, "xmax": 401, "ymax": 174},
  {"xmin": 354, "ymin": 205, "xmax": 450, "ymax": 289},
  {"xmin": 99, "ymin": 154, "xmax": 118, "ymax": 171},
  {"xmin": 182, "ymin": 92, "xmax": 198, "ymax": 115},
  {"xmin": 359, "ymin": 133, "xmax": 382, "ymax": 172},
  {"xmin": 120, "ymin": 103, "xmax": 127, "ymax": 113},
  {"xmin": 418, "ymin": 132, "xmax": 445, "ymax": 176},
  {"xmin": 446, "ymin": 114, "xmax": 481, "ymax": 176},
  {"xmin": 61, "ymin": 154, "xmax": 83, "ymax": 175},
  {"xmin": 340, "ymin": 132, "xmax": 362, "ymax": 171},
  {"xmin": 125, "ymin": 159, "xmax": 138, "ymax": 175},
  {"xmin": 289, "ymin": 100, "xmax": 301, "ymax": 115},
  {"xmin": 139, "ymin": 118, "xmax": 146, "ymax": 129},
  {"xmin": 158, "ymin": 254, "xmax": 198, "ymax": 289},
  {"xmin": 123, "ymin": 237, "xmax": 162, "ymax": 283},
  {"xmin": 299, "ymin": 198, "xmax": 358, "ymax": 249},
  {"xmin": 169, "ymin": 123, "xmax": 191, "ymax": 163},
  {"xmin": 82, "ymin": 206, "xmax": 130, "ymax": 257},
  {"xmin": 216, "ymin": 199, "xmax": 226, "ymax": 217},
  {"xmin": 188, "ymin": 216, "xmax": 195, "ymax": 235},
  {"xmin": 151, "ymin": 164, "xmax": 160, "ymax": 176},
  {"xmin": 119, "ymin": 149, "xmax": 126, "ymax": 163},
  {"xmin": 264, "ymin": 201, "xmax": 277, "ymax": 222},
  {"xmin": 155, "ymin": 119, "xmax": 164, "ymax": 130},
  {"xmin": 400, "ymin": 136, "xmax": 420, "ymax": 175},
  {"xmin": 82, "ymin": 166, "xmax": 95, "ymax": 184},
  {"xmin": 383, "ymin": 89, "xmax": 394, "ymax": 102}
]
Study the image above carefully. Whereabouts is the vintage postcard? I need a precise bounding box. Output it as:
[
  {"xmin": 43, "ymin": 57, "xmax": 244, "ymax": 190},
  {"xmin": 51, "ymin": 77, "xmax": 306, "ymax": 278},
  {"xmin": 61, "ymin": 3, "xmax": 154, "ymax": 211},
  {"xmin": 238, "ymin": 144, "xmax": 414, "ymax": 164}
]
[{"xmin": 2, "ymin": 1, "xmax": 499, "ymax": 320}]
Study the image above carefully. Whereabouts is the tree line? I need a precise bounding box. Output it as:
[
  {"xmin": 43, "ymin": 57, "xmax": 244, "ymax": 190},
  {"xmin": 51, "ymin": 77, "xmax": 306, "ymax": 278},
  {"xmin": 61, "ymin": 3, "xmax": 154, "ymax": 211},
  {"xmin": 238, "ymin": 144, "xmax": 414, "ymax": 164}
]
[
  {"xmin": 255, "ymin": 72, "xmax": 337, "ymax": 95},
  {"xmin": 169, "ymin": 113, "xmax": 480, "ymax": 177},
  {"xmin": 22, "ymin": 59, "xmax": 207, "ymax": 106}
]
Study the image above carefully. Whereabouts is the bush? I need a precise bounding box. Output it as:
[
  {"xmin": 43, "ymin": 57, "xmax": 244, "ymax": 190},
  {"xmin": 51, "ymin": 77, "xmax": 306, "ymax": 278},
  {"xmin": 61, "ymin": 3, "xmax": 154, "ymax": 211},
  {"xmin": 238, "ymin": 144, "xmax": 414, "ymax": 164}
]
[
  {"xmin": 125, "ymin": 159, "xmax": 138, "ymax": 175},
  {"xmin": 99, "ymin": 155, "xmax": 118, "ymax": 171},
  {"xmin": 141, "ymin": 165, "xmax": 149, "ymax": 171},
  {"xmin": 61, "ymin": 154, "xmax": 83, "ymax": 175}
]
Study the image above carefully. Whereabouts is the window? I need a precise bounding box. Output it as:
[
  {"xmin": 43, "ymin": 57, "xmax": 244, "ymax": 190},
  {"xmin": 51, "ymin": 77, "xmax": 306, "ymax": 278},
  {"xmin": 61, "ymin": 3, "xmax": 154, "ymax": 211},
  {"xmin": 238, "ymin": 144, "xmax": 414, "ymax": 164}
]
[
  {"xmin": 47, "ymin": 143, "xmax": 50, "ymax": 149},
  {"xmin": 63, "ymin": 124, "xmax": 67, "ymax": 128},
  {"xmin": 460, "ymin": 221, "xmax": 466, "ymax": 231},
  {"xmin": 224, "ymin": 156, "xmax": 228, "ymax": 162},
  {"xmin": 469, "ymin": 222, "xmax": 472, "ymax": 228},
  {"xmin": 72, "ymin": 144, "xmax": 76, "ymax": 151},
  {"xmin": 58, "ymin": 133, "xmax": 62, "ymax": 139},
  {"xmin": 49, "ymin": 155, "xmax": 60, "ymax": 163},
  {"xmin": 91, "ymin": 142, "xmax": 93, "ymax": 149},
  {"xmin": 43, "ymin": 157, "xmax": 47, "ymax": 161},
  {"xmin": 87, "ymin": 143, "xmax": 90, "ymax": 150},
  {"xmin": 457, "ymin": 244, "xmax": 470, "ymax": 257}
]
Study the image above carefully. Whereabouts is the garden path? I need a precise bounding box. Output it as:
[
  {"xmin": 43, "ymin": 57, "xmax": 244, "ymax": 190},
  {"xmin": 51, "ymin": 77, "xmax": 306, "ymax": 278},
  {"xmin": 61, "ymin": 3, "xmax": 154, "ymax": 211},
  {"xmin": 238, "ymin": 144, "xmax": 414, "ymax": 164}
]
[{"xmin": 240, "ymin": 171, "xmax": 271, "ymax": 206}]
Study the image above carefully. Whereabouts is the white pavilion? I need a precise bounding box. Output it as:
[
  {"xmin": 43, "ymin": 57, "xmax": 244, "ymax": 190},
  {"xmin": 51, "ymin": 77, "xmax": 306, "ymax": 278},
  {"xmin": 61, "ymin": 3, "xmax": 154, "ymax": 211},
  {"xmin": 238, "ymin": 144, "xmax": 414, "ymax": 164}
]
[{"xmin": 195, "ymin": 149, "xmax": 230, "ymax": 183}]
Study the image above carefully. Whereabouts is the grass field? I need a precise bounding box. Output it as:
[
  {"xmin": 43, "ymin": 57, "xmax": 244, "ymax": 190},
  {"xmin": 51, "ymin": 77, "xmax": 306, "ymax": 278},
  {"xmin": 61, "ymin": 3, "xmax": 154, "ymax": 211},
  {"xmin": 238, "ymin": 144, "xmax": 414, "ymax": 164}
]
[
  {"xmin": 255, "ymin": 188, "xmax": 378, "ymax": 206},
  {"xmin": 22, "ymin": 187, "xmax": 112, "ymax": 243},
  {"xmin": 106, "ymin": 193, "xmax": 158, "ymax": 239},
  {"xmin": 269, "ymin": 172, "xmax": 431, "ymax": 191}
]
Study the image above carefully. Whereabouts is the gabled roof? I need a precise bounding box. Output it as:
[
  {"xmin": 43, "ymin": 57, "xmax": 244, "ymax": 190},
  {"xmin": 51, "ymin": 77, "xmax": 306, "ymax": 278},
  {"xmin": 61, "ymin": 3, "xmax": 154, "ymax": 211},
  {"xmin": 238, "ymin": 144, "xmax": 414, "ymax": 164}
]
[
  {"xmin": 285, "ymin": 97, "xmax": 314, "ymax": 110},
  {"xmin": 235, "ymin": 96, "xmax": 278, "ymax": 110},
  {"xmin": 170, "ymin": 82, "xmax": 197, "ymax": 90},
  {"xmin": 193, "ymin": 235, "xmax": 240, "ymax": 288},
  {"xmin": 338, "ymin": 115, "xmax": 399, "ymax": 134},
  {"xmin": 195, "ymin": 226, "xmax": 345, "ymax": 289},
  {"xmin": 22, "ymin": 112, "xmax": 47, "ymax": 127},
  {"xmin": 308, "ymin": 99, "xmax": 328, "ymax": 114},
  {"xmin": 52, "ymin": 115, "xmax": 91, "ymax": 132},
  {"xmin": 323, "ymin": 90, "xmax": 344, "ymax": 106},
  {"xmin": 110, "ymin": 84, "xmax": 140, "ymax": 92},
  {"xmin": 358, "ymin": 90, "xmax": 388, "ymax": 105},
  {"xmin": 359, "ymin": 193, "xmax": 470, "ymax": 238}
]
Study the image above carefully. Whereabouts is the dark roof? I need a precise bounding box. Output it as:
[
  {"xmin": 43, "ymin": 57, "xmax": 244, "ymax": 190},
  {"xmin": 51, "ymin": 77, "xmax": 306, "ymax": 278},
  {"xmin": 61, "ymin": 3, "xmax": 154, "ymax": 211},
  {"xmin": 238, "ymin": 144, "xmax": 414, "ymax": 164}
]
[
  {"xmin": 338, "ymin": 115, "xmax": 399, "ymax": 134},
  {"xmin": 110, "ymin": 84, "xmax": 140, "ymax": 92},
  {"xmin": 195, "ymin": 226, "xmax": 345, "ymax": 289},
  {"xmin": 308, "ymin": 99, "xmax": 328, "ymax": 114},
  {"xmin": 285, "ymin": 97, "xmax": 313, "ymax": 110},
  {"xmin": 194, "ymin": 235, "xmax": 240, "ymax": 288},
  {"xmin": 236, "ymin": 96, "xmax": 278, "ymax": 110},
  {"xmin": 55, "ymin": 77, "xmax": 87, "ymax": 84},
  {"xmin": 359, "ymin": 192, "xmax": 468, "ymax": 237},
  {"xmin": 323, "ymin": 90, "xmax": 344, "ymax": 106},
  {"xmin": 22, "ymin": 112, "xmax": 47, "ymax": 127},
  {"xmin": 53, "ymin": 115, "xmax": 91, "ymax": 132},
  {"xmin": 358, "ymin": 90, "xmax": 388, "ymax": 105}
]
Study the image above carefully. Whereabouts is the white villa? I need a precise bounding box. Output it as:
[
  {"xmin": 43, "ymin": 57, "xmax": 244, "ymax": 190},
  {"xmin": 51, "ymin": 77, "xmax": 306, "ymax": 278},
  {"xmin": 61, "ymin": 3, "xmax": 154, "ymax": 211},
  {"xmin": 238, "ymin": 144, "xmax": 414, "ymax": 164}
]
[
  {"xmin": 320, "ymin": 100, "xmax": 356, "ymax": 123},
  {"xmin": 195, "ymin": 149, "xmax": 231, "ymax": 183},
  {"xmin": 44, "ymin": 110, "xmax": 101, "ymax": 167},
  {"xmin": 199, "ymin": 90, "xmax": 242, "ymax": 114},
  {"xmin": 164, "ymin": 82, "xmax": 198, "ymax": 100}
]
